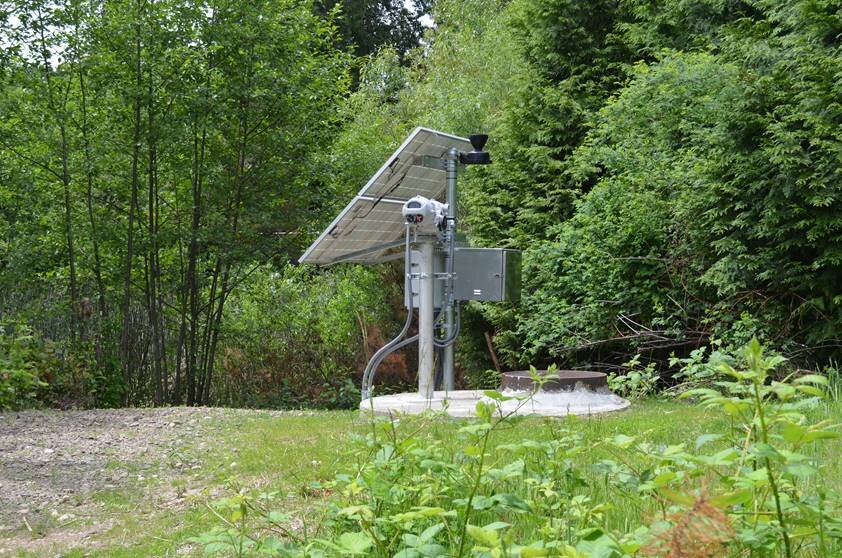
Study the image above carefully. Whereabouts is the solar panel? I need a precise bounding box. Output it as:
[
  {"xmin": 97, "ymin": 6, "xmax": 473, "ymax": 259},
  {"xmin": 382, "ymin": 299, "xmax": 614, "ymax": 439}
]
[{"xmin": 300, "ymin": 127, "xmax": 472, "ymax": 265}]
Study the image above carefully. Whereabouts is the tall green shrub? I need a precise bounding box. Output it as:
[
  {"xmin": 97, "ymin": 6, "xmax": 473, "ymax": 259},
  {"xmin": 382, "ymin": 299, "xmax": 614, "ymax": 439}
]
[
  {"xmin": 214, "ymin": 264, "xmax": 393, "ymax": 409},
  {"xmin": 504, "ymin": 3, "xmax": 842, "ymax": 364},
  {"xmin": 0, "ymin": 323, "xmax": 51, "ymax": 410}
]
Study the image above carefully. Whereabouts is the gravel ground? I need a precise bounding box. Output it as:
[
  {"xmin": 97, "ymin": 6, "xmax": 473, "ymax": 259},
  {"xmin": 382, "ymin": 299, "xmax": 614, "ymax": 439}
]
[{"xmin": 0, "ymin": 407, "xmax": 275, "ymax": 535}]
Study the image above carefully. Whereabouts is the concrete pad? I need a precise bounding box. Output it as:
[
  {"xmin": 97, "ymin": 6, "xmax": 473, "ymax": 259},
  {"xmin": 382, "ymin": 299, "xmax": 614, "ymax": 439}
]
[{"xmin": 360, "ymin": 389, "xmax": 630, "ymax": 418}]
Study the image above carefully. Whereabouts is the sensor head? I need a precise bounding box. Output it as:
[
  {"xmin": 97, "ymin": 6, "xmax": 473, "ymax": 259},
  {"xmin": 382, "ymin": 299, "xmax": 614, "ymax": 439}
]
[
  {"xmin": 469, "ymin": 134, "xmax": 488, "ymax": 151},
  {"xmin": 402, "ymin": 195, "xmax": 447, "ymax": 234},
  {"xmin": 460, "ymin": 133, "xmax": 491, "ymax": 165}
]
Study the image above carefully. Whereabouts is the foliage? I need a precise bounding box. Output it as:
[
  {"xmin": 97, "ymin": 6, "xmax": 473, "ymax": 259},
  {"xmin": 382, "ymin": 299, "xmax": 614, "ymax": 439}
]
[
  {"xmin": 0, "ymin": 323, "xmax": 51, "ymax": 410},
  {"xmin": 462, "ymin": 0, "xmax": 634, "ymax": 249},
  {"xmin": 506, "ymin": 21, "xmax": 841, "ymax": 367},
  {"xmin": 215, "ymin": 264, "xmax": 393, "ymax": 409},
  {"xmin": 826, "ymin": 361, "xmax": 842, "ymax": 404},
  {"xmin": 326, "ymin": 0, "xmax": 522, "ymax": 203},
  {"xmin": 0, "ymin": 0, "xmax": 839, "ymax": 410},
  {"xmin": 666, "ymin": 344, "xmax": 727, "ymax": 396},
  {"xmin": 331, "ymin": 0, "xmax": 842, "ymax": 376},
  {"xmin": 680, "ymin": 338, "xmax": 841, "ymax": 557},
  {"xmin": 193, "ymin": 339, "xmax": 841, "ymax": 556},
  {"xmin": 0, "ymin": 321, "xmax": 124, "ymax": 410},
  {"xmin": 463, "ymin": 368, "xmax": 504, "ymax": 391},
  {"xmin": 0, "ymin": 0, "xmax": 352, "ymax": 407},
  {"xmin": 607, "ymin": 354, "xmax": 660, "ymax": 401},
  {"xmin": 315, "ymin": 0, "xmax": 432, "ymax": 61},
  {"xmin": 187, "ymin": 483, "xmax": 312, "ymax": 557}
]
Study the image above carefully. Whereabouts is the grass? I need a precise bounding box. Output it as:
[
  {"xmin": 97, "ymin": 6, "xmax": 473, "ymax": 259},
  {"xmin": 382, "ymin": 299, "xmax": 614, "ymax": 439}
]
[
  {"xmin": 9, "ymin": 400, "xmax": 842, "ymax": 557},
  {"xmin": 8, "ymin": 410, "xmax": 361, "ymax": 557}
]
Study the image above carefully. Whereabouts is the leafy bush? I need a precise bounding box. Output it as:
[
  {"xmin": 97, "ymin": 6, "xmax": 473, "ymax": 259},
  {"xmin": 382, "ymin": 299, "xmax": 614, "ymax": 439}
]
[
  {"xmin": 318, "ymin": 0, "xmax": 841, "ymax": 379},
  {"xmin": 503, "ymin": 27, "xmax": 842, "ymax": 369},
  {"xmin": 0, "ymin": 320, "xmax": 124, "ymax": 410},
  {"xmin": 677, "ymin": 339, "xmax": 841, "ymax": 557},
  {"xmin": 666, "ymin": 344, "xmax": 727, "ymax": 397},
  {"xmin": 214, "ymin": 264, "xmax": 394, "ymax": 409},
  {"xmin": 194, "ymin": 339, "xmax": 842, "ymax": 556},
  {"xmin": 0, "ymin": 323, "xmax": 51, "ymax": 410},
  {"xmin": 607, "ymin": 355, "xmax": 660, "ymax": 401}
]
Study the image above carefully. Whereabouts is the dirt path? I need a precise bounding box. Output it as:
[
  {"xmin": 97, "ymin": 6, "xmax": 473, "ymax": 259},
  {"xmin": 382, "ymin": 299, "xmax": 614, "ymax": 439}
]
[{"xmin": 0, "ymin": 407, "xmax": 283, "ymax": 554}]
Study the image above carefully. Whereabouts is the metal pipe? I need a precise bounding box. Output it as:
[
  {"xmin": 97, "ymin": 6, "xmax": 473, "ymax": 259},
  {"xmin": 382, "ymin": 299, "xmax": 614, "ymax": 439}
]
[
  {"xmin": 417, "ymin": 239, "xmax": 435, "ymax": 399},
  {"xmin": 442, "ymin": 147, "xmax": 458, "ymax": 390}
]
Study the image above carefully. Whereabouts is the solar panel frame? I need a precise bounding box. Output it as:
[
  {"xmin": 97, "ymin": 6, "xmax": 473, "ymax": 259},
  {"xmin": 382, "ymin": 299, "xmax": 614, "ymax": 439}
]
[{"xmin": 300, "ymin": 127, "xmax": 472, "ymax": 265}]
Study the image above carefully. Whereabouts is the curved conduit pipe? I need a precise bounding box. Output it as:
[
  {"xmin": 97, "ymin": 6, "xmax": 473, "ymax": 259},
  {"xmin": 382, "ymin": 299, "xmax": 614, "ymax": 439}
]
[
  {"xmin": 361, "ymin": 224, "xmax": 414, "ymax": 401},
  {"xmin": 362, "ymin": 334, "xmax": 419, "ymax": 402}
]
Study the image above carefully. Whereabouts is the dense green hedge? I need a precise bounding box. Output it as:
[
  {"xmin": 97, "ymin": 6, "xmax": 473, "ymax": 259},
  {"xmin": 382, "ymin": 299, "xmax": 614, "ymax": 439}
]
[{"xmin": 331, "ymin": 0, "xmax": 841, "ymax": 376}]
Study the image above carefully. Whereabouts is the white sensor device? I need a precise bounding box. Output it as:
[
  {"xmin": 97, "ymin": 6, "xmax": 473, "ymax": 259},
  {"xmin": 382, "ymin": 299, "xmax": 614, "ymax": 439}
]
[{"xmin": 402, "ymin": 195, "xmax": 447, "ymax": 235}]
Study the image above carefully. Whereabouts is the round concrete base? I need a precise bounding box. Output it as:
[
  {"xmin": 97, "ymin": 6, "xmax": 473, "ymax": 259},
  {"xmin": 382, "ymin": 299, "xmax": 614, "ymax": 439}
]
[{"xmin": 360, "ymin": 389, "xmax": 630, "ymax": 418}]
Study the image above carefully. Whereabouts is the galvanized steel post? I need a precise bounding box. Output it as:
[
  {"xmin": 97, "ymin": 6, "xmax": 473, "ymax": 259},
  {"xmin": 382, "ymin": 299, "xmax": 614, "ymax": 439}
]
[
  {"xmin": 417, "ymin": 239, "xmax": 436, "ymax": 399},
  {"xmin": 443, "ymin": 147, "xmax": 458, "ymax": 391}
]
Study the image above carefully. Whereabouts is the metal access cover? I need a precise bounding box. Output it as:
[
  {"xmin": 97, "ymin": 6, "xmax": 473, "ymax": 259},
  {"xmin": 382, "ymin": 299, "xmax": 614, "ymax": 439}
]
[
  {"xmin": 501, "ymin": 370, "xmax": 607, "ymax": 392},
  {"xmin": 453, "ymin": 248, "xmax": 521, "ymax": 302},
  {"xmin": 299, "ymin": 127, "xmax": 472, "ymax": 265}
]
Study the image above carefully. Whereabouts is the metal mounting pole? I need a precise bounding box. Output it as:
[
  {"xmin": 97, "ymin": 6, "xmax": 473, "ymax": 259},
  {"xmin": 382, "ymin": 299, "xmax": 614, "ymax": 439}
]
[
  {"xmin": 443, "ymin": 148, "xmax": 458, "ymax": 391},
  {"xmin": 417, "ymin": 239, "xmax": 435, "ymax": 399}
]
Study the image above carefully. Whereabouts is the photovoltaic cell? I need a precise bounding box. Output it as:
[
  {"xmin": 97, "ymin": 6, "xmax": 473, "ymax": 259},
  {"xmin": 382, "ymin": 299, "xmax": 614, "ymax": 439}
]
[{"xmin": 300, "ymin": 127, "xmax": 472, "ymax": 265}]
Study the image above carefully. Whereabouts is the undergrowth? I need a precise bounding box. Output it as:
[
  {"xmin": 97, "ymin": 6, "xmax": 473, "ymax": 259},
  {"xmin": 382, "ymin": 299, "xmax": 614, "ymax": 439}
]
[{"xmin": 192, "ymin": 339, "xmax": 842, "ymax": 556}]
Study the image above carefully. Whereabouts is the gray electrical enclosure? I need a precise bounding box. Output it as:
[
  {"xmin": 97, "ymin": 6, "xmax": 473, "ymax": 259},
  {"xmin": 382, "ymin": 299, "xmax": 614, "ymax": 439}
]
[
  {"xmin": 405, "ymin": 250, "xmax": 445, "ymax": 309},
  {"xmin": 453, "ymin": 248, "xmax": 521, "ymax": 302},
  {"xmin": 405, "ymin": 247, "xmax": 521, "ymax": 307}
]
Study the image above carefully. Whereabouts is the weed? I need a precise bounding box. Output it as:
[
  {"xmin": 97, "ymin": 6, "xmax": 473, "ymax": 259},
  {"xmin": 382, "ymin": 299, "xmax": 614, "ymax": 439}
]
[
  {"xmin": 190, "ymin": 340, "xmax": 842, "ymax": 557},
  {"xmin": 608, "ymin": 355, "xmax": 660, "ymax": 401},
  {"xmin": 825, "ymin": 360, "xmax": 841, "ymax": 403}
]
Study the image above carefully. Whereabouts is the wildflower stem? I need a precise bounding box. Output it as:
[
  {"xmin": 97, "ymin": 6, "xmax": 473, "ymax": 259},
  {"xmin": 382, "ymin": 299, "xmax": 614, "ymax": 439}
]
[{"xmin": 753, "ymin": 381, "xmax": 792, "ymax": 558}]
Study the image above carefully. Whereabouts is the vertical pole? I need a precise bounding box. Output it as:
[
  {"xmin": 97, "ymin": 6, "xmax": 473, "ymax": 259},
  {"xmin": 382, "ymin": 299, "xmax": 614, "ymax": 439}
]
[
  {"xmin": 417, "ymin": 239, "xmax": 435, "ymax": 399},
  {"xmin": 443, "ymin": 148, "xmax": 458, "ymax": 391}
]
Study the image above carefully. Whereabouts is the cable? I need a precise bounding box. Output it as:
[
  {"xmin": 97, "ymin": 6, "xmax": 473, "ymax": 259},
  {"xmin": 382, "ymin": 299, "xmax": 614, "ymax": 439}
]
[
  {"xmin": 360, "ymin": 224, "xmax": 414, "ymax": 400},
  {"xmin": 432, "ymin": 217, "xmax": 460, "ymax": 347},
  {"xmin": 363, "ymin": 334, "xmax": 419, "ymax": 401},
  {"xmin": 433, "ymin": 302, "xmax": 461, "ymax": 347}
]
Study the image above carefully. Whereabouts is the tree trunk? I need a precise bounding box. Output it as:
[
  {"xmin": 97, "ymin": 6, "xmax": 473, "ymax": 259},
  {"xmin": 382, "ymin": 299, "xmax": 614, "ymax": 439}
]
[
  {"xmin": 196, "ymin": 257, "xmax": 221, "ymax": 404},
  {"xmin": 198, "ymin": 93, "xmax": 250, "ymax": 405},
  {"xmin": 76, "ymin": 34, "xmax": 108, "ymax": 359},
  {"xmin": 59, "ymin": 124, "xmax": 79, "ymax": 343},
  {"xmin": 120, "ymin": 5, "xmax": 143, "ymax": 402},
  {"xmin": 184, "ymin": 124, "xmax": 207, "ymax": 405},
  {"xmin": 37, "ymin": 6, "xmax": 78, "ymax": 343},
  {"xmin": 146, "ymin": 46, "xmax": 165, "ymax": 405}
]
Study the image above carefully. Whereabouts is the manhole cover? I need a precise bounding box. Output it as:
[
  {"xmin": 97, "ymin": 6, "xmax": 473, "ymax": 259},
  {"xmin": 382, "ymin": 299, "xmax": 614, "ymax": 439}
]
[{"xmin": 500, "ymin": 370, "xmax": 607, "ymax": 392}]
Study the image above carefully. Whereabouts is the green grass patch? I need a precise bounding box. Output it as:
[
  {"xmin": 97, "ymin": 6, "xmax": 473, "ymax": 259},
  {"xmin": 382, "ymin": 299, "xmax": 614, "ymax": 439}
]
[{"xmin": 14, "ymin": 396, "xmax": 842, "ymax": 557}]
